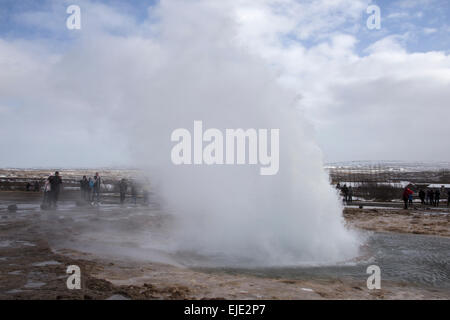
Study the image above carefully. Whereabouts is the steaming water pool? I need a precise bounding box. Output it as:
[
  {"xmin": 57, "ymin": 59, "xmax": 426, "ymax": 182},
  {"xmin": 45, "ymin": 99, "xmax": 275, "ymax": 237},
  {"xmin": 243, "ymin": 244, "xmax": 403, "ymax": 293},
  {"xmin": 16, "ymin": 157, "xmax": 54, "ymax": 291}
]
[
  {"xmin": 193, "ymin": 232, "xmax": 450, "ymax": 290},
  {"xmin": 28, "ymin": 204, "xmax": 450, "ymax": 291}
]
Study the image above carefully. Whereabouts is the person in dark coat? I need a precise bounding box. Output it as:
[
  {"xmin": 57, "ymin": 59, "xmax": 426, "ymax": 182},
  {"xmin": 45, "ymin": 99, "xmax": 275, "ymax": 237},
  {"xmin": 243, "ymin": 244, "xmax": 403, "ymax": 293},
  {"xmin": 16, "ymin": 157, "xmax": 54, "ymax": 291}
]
[
  {"xmin": 131, "ymin": 182, "xmax": 137, "ymax": 205},
  {"xmin": 92, "ymin": 172, "xmax": 101, "ymax": 204},
  {"xmin": 429, "ymin": 189, "xmax": 435, "ymax": 206},
  {"xmin": 49, "ymin": 171, "xmax": 62, "ymax": 208},
  {"xmin": 347, "ymin": 186, "xmax": 353, "ymax": 203},
  {"xmin": 434, "ymin": 189, "xmax": 440, "ymax": 207},
  {"xmin": 79, "ymin": 176, "xmax": 89, "ymax": 200},
  {"xmin": 447, "ymin": 189, "xmax": 450, "ymax": 207},
  {"xmin": 341, "ymin": 184, "xmax": 349, "ymax": 203},
  {"xmin": 418, "ymin": 189, "xmax": 425, "ymax": 205},
  {"xmin": 119, "ymin": 179, "xmax": 127, "ymax": 204}
]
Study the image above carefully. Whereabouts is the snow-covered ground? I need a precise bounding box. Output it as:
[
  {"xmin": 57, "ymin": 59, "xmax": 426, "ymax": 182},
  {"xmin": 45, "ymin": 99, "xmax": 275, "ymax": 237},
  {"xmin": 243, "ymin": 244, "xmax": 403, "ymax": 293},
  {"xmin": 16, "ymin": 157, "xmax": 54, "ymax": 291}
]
[{"xmin": 325, "ymin": 160, "xmax": 450, "ymax": 172}]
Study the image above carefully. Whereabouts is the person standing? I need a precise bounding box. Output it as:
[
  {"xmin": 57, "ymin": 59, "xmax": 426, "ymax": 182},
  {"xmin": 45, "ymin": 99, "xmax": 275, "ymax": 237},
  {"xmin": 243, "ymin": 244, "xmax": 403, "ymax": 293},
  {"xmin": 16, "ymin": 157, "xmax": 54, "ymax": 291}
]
[
  {"xmin": 79, "ymin": 176, "xmax": 88, "ymax": 200},
  {"xmin": 402, "ymin": 187, "xmax": 413, "ymax": 209},
  {"xmin": 440, "ymin": 185, "xmax": 446, "ymax": 198},
  {"xmin": 92, "ymin": 172, "xmax": 101, "ymax": 204},
  {"xmin": 434, "ymin": 189, "xmax": 440, "ymax": 207},
  {"xmin": 347, "ymin": 186, "xmax": 353, "ymax": 203},
  {"xmin": 429, "ymin": 189, "xmax": 435, "ymax": 207},
  {"xmin": 83, "ymin": 176, "xmax": 90, "ymax": 200},
  {"xmin": 419, "ymin": 189, "xmax": 425, "ymax": 205},
  {"xmin": 119, "ymin": 179, "xmax": 127, "ymax": 204},
  {"xmin": 341, "ymin": 184, "xmax": 349, "ymax": 203},
  {"xmin": 42, "ymin": 176, "xmax": 52, "ymax": 208},
  {"xmin": 49, "ymin": 171, "xmax": 62, "ymax": 208},
  {"xmin": 131, "ymin": 182, "xmax": 137, "ymax": 205},
  {"xmin": 88, "ymin": 177, "xmax": 94, "ymax": 201},
  {"xmin": 447, "ymin": 189, "xmax": 450, "ymax": 207}
]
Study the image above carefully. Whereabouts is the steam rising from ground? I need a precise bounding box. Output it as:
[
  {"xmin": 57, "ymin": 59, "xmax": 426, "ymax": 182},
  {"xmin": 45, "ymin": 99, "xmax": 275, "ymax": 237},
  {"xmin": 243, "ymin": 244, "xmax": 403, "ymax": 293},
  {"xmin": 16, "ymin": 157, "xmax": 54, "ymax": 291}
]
[
  {"xmin": 114, "ymin": 1, "xmax": 360, "ymax": 265},
  {"xmin": 10, "ymin": 1, "xmax": 361, "ymax": 265}
]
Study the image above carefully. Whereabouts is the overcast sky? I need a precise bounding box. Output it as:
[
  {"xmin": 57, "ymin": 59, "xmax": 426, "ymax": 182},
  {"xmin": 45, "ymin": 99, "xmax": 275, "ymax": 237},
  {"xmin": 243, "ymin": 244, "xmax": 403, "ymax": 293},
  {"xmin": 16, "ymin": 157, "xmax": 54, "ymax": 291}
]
[{"xmin": 0, "ymin": 0, "xmax": 449, "ymax": 168}]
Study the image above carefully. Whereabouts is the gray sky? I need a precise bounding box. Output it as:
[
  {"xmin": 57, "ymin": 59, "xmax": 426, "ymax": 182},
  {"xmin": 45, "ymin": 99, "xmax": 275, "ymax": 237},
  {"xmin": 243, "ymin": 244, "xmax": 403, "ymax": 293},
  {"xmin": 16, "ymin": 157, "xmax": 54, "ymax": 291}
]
[{"xmin": 1, "ymin": 0, "xmax": 450, "ymax": 167}]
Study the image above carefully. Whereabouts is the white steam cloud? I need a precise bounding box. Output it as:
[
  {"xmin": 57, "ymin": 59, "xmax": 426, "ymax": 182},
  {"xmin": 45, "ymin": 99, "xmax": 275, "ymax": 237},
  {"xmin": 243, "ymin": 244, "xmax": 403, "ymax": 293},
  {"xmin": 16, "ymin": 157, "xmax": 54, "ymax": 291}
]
[
  {"xmin": 1, "ymin": 0, "xmax": 361, "ymax": 265},
  {"xmin": 110, "ymin": 1, "xmax": 359, "ymax": 265}
]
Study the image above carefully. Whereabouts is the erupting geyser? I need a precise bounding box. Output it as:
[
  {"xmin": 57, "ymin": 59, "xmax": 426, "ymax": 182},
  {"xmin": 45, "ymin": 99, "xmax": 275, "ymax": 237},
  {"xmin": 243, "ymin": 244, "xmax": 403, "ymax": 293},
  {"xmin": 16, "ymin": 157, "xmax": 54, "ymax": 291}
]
[{"xmin": 59, "ymin": 0, "xmax": 361, "ymax": 266}]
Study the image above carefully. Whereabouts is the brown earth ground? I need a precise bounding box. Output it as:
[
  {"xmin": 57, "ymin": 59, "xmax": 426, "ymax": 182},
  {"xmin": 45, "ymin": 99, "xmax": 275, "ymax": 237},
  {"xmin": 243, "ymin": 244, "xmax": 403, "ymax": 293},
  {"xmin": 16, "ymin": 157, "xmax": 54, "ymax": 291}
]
[
  {"xmin": 0, "ymin": 191, "xmax": 449, "ymax": 300},
  {"xmin": 344, "ymin": 207, "xmax": 450, "ymax": 237}
]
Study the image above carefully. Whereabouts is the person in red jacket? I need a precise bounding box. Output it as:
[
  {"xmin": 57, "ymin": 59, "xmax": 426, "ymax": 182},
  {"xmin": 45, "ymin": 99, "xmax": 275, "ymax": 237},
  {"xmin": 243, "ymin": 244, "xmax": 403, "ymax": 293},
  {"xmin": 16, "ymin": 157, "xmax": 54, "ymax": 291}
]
[{"xmin": 402, "ymin": 187, "xmax": 413, "ymax": 209}]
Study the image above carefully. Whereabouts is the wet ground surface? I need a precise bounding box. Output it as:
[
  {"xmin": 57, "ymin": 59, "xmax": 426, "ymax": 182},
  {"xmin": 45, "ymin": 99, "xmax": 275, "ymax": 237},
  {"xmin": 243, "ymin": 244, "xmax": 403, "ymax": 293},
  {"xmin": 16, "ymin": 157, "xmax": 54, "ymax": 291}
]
[
  {"xmin": 199, "ymin": 232, "xmax": 449, "ymax": 290},
  {"xmin": 0, "ymin": 191, "xmax": 449, "ymax": 299}
]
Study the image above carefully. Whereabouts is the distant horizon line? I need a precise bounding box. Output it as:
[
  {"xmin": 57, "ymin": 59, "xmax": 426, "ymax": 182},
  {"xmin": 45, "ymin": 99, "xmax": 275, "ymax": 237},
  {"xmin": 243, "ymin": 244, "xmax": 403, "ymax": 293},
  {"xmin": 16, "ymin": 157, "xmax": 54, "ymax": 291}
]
[{"xmin": 0, "ymin": 159, "xmax": 449, "ymax": 171}]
